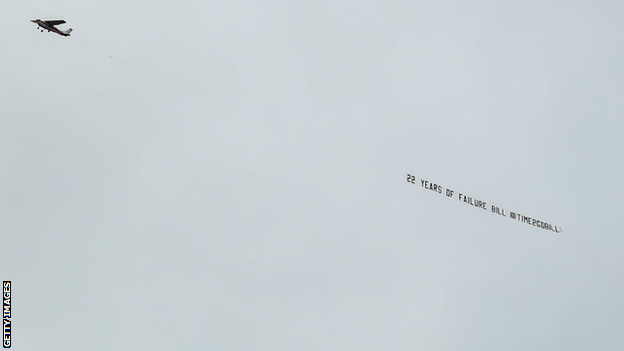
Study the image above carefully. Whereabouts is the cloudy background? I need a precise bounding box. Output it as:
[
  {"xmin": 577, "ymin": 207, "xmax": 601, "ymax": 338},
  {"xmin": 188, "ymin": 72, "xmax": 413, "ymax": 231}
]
[{"xmin": 1, "ymin": 0, "xmax": 623, "ymax": 350}]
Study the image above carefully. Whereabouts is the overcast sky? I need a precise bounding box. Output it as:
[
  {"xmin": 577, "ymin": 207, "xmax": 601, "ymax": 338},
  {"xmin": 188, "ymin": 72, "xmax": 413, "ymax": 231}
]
[{"xmin": 2, "ymin": 1, "xmax": 624, "ymax": 350}]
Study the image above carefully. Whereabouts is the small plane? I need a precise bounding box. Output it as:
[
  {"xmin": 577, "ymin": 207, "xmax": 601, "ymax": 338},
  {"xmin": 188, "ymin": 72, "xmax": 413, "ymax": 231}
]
[{"xmin": 31, "ymin": 19, "xmax": 73, "ymax": 36}]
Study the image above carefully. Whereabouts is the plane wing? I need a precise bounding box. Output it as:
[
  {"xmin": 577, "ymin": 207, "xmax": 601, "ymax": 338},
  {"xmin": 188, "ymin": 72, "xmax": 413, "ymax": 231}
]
[{"xmin": 45, "ymin": 20, "xmax": 66, "ymax": 25}]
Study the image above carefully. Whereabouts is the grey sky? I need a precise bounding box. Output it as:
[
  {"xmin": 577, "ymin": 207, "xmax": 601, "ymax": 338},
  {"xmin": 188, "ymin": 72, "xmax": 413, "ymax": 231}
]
[{"xmin": 1, "ymin": 1, "xmax": 623, "ymax": 350}]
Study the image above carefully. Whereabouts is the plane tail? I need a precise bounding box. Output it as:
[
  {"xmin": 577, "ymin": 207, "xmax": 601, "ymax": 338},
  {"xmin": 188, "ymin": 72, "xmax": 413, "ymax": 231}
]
[{"xmin": 62, "ymin": 28, "xmax": 73, "ymax": 36}]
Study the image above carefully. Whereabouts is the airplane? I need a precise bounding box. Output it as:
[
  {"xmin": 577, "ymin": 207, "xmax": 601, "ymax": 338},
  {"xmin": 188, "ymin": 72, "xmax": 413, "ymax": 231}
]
[{"xmin": 31, "ymin": 19, "xmax": 73, "ymax": 37}]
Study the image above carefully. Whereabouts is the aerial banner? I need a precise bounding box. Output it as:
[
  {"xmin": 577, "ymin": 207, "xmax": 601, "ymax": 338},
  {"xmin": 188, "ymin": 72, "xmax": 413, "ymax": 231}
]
[{"xmin": 406, "ymin": 173, "xmax": 562, "ymax": 233}]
